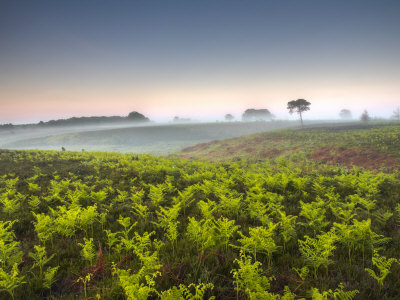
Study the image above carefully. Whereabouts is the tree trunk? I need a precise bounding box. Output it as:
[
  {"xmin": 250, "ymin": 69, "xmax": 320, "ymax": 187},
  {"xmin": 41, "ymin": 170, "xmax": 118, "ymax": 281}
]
[{"xmin": 299, "ymin": 112, "xmax": 303, "ymax": 127}]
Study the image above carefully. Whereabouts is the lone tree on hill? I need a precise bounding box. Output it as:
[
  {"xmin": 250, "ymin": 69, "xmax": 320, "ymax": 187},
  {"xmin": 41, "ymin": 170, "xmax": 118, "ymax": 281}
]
[{"xmin": 287, "ymin": 99, "xmax": 311, "ymax": 127}]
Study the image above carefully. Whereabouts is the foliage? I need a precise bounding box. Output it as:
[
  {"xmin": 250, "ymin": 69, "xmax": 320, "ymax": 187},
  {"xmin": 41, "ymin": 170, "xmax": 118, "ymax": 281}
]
[
  {"xmin": 365, "ymin": 251, "xmax": 397, "ymax": 290},
  {"xmin": 0, "ymin": 263, "xmax": 25, "ymax": 300},
  {"xmin": 232, "ymin": 251, "xmax": 275, "ymax": 299},
  {"xmin": 78, "ymin": 238, "xmax": 96, "ymax": 265},
  {"xmin": 287, "ymin": 99, "xmax": 311, "ymax": 126},
  {"xmin": 0, "ymin": 142, "xmax": 399, "ymax": 298},
  {"xmin": 299, "ymin": 231, "xmax": 337, "ymax": 278}
]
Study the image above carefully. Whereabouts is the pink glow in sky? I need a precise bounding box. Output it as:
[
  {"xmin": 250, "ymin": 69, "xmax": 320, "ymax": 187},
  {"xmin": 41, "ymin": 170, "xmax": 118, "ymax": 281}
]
[{"xmin": 1, "ymin": 1, "xmax": 399, "ymax": 124}]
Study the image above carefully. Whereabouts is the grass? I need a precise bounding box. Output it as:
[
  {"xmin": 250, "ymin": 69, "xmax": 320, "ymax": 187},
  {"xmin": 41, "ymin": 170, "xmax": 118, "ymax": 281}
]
[{"xmin": 178, "ymin": 122, "xmax": 400, "ymax": 171}]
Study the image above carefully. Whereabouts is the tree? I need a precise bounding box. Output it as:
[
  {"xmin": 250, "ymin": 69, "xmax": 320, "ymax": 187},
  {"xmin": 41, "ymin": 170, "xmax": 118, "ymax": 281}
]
[
  {"xmin": 127, "ymin": 111, "xmax": 150, "ymax": 122},
  {"xmin": 242, "ymin": 109, "xmax": 273, "ymax": 121},
  {"xmin": 360, "ymin": 110, "xmax": 370, "ymax": 123},
  {"xmin": 339, "ymin": 109, "xmax": 352, "ymax": 120},
  {"xmin": 392, "ymin": 107, "xmax": 400, "ymax": 121},
  {"xmin": 287, "ymin": 99, "xmax": 311, "ymax": 127},
  {"xmin": 225, "ymin": 114, "xmax": 234, "ymax": 122}
]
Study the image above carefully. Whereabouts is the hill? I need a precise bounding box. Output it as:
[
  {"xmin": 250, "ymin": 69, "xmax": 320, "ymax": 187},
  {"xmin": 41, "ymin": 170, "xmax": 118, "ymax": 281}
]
[
  {"xmin": 2, "ymin": 121, "xmax": 297, "ymax": 154},
  {"xmin": 0, "ymin": 111, "xmax": 150, "ymax": 129},
  {"xmin": 179, "ymin": 122, "xmax": 400, "ymax": 171}
]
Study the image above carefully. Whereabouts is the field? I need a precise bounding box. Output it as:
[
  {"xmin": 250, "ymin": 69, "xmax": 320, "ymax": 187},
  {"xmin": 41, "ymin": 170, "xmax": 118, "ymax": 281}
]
[
  {"xmin": 0, "ymin": 123, "xmax": 400, "ymax": 299},
  {"xmin": 0, "ymin": 121, "xmax": 298, "ymax": 154},
  {"xmin": 179, "ymin": 122, "xmax": 400, "ymax": 171}
]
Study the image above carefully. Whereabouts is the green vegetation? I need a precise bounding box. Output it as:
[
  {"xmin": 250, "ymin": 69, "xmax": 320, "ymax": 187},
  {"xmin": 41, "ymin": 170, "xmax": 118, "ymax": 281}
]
[
  {"xmin": 180, "ymin": 123, "xmax": 400, "ymax": 170},
  {"xmin": 0, "ymin": 124, "xmax": 399, "ymax": 299},
  {"xmin": 0, "ymin": 130, "xmax": 399, "ymax": 299}
]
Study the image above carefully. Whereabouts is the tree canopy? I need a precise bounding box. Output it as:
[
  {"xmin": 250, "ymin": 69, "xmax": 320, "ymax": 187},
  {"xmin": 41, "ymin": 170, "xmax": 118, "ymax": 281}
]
[
  {"xmin": 127, "ymin": 111, "xmax": 150, "ymax": 122},
  {"xmin": 339, "ymin": 109, "xmax": 352, "ymax": 120},
  {"xmin": 225, "ymin": 114, "xmax": 234, "ymax": 122},
  {"xmin": 287, "ymin": 99, "xmax": 311, "ymax": 127},
  {"xmin": 242, "ymin": 109, "xmax": 274, "ymax": 122}
]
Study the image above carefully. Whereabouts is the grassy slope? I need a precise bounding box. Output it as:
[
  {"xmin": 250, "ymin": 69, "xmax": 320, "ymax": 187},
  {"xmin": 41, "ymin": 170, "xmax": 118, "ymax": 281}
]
[{"xmin": 178, "ymin": 122, "xmax": 400, "ymax": 171}]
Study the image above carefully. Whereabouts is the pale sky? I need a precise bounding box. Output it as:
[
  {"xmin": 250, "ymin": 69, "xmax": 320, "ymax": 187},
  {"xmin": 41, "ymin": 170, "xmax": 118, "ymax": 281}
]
[{"xmin": 1, "ymin": 0, "xmax": 399, "ymax": 123}]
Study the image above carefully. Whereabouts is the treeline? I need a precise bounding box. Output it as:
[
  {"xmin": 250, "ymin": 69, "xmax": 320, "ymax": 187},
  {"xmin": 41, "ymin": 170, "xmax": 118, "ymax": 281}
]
[{"xmin": 0, "ymin": 111, "xmax": 150, "ymax": 130}]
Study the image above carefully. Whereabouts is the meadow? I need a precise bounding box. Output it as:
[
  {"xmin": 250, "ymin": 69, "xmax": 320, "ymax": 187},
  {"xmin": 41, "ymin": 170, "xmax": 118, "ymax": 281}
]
[
  {"xmin": 1, "ymin": 121, "xmax": 306, "ymax": 154},
  {"xmin": 0, "ymin": 123, "xmax": 399, "ymax": 299},
  {"xmin": 179, "ymin": 122, "xmax": 400, "ymax": 170}
]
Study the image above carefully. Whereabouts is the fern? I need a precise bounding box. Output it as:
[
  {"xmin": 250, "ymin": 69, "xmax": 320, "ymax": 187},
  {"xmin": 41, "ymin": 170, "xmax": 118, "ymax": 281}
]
[
  {"xmin": 365, "ymin": 250, "xmax": 397, "ymax": 291},
  {"xmin": 28, "ymin": 245, "xmax": 54, "ymax": 278},
  {"xmin": 0, "ymin": 263, "xmax": 25, "ymax": 300},
  {"xmin": 238, "ymin": 224, "xmax": 278, "ymax": 267},
  {"xmin": 310, "ymin": 283, "xmax": 359, "ymax": 300},
  {"xmin": 218, "ymin": 193, "xmax": 242, "ymax": 220},
  {"xmin": 352, "ymin": 219, "xmax": 390, "ymax": 267},
  {"xmin": 78, "ymin": 204, "xmax": 98, "ymax": 237},
  {"xmin": 198, "ymin": 200, "xmax": 217, "ymax": 220},
  {"xmin": 333, "ymin": 223, "xmax": 356, "ymax": 265},
  {"xmin": 176, "ymin": 185, "xmax": 197, "ymax": 216},
  {"xmin": 299, "ymin": 231, "xmax": 337, "ymax": 278},
  {"xmin": 130, "ymin": 189, "xmax": 145, "ymax": 204},
  {"xmin": 113, "ymin": 232, "xmax": 162, "ymax": 300},
  {"xmin": 0, "ymin": 191, "xmax": 24, "ymax": 215},
  {"xmin": 104, "ymin": 229, "xmax": 120, "ymax": 257},
  {"xmin": 160, "ymin": 283, "xmax": 215, "ymax": 299},
  {"xmin": 77, "ymin": 273, "xmax": 92, "ymax": 299},
  {"xmin": 180, "ymin": 283, "xmax": 215, "ymax": 300},
  {"xmin": 78, "ymin": 238, "xmax": 96, "ymax": 265},
  {"xmin": 278, "ymin": 210, "xmax": 297, "ymax": 251},
  {"xmin": 52, "ymin": 205, "xmax": 80, "ymax": 238},
  {"xmin": 299, "ymin": 200, "xmax": 329, "ymax": 236},
  {"xmin": 149, "ymin": 184, "xmax": 165, "ymax": 206},
  {"xmin": 28, "ymin": 195, "xmax": 41, "ymax": 211},
  {"xmin": 0, "ymin": 221, "xmax": 22, "ymax": 270},
  {"xmin": 247, "ymin": 200, "xmax": 271, "ymax": 226},
  {"xmin": 231, "ymin": 251, "xmax": 274, "ymax": 299},
  {"xmin": 43, "ymin": 266, "xmax": 59, "ymax": 290},
  {"xmin": 330, "ymin": 283, "xmax": 359, "ymax": 300},
  {"xmin": 215, "ymin": 217, "xmax": 240, "ymax": 251},
  {"xmin": 132, "ymin": 202, "xmax": 150, "ymax": 220},
  {"xmin": 118, "ymin": 215, "xmax": 137, "ymax": 239},
  {"xmin": 32, "ymin": 212, "xmax": 55, "ymax": 245},
  {"xmin": 187, "ymin": 217, "xmax": 216, "ymax": 255}
]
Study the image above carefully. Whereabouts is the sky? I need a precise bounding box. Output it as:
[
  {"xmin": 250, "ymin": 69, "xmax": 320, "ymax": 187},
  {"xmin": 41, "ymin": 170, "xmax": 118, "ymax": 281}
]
[{"xmin": 1, "ymin": 0, "xmax": 400, "ymax": 124}]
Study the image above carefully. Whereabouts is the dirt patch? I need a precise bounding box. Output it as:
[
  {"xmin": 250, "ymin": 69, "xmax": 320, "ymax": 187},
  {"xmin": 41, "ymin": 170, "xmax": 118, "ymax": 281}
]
[
  {"xmin": 181, "ymin": 140, "xmax": 219, "ymax": 152},
  {"xmin": 311, "ymin": 146, "xmax": 400, "ymax": 170},
  {"xmin": 259, "ymin": 148, "xmax": 284, "ymax": 158}
]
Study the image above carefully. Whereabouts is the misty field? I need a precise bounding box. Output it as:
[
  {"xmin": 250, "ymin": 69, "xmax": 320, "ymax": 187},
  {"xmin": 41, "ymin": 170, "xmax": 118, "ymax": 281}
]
[
  {"xmin": 0, "ymin": 123, "xmax": 400, "ymax": 299},
  {"xmin": 1, "ymin": 120, "xmax": 313, "ymax": 154}
]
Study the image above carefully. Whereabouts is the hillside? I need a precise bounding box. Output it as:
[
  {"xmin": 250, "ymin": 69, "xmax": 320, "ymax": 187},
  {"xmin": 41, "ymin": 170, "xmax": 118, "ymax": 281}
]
[
  {"xmin": 2, "ymin": 121, "xmax": 297, "ymax": 154},
  {"xmin": 179, "ymin": 122, "xmax": 400, "ymax": 171}
]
